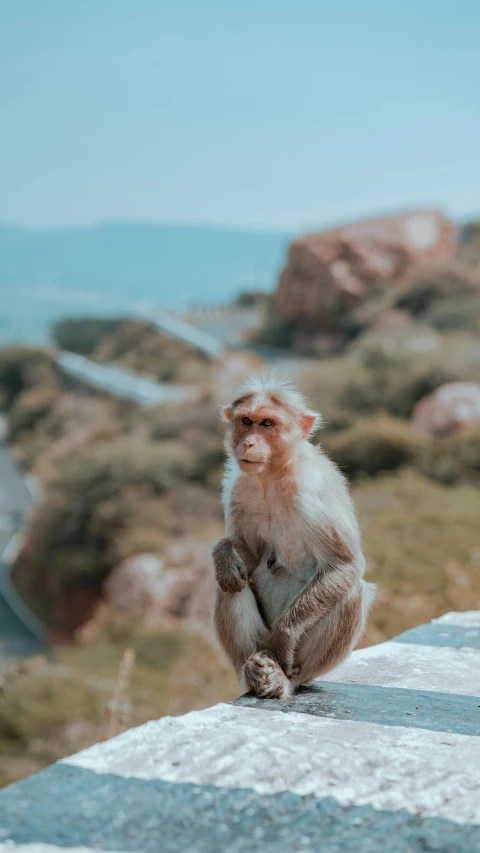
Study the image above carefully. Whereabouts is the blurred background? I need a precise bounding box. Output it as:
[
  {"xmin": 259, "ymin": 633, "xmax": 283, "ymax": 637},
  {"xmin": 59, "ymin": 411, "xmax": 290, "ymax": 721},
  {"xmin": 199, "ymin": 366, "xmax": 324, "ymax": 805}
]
[{"xmin": 1, "ymin": 0, "xmax": 480, "ymax": 787}]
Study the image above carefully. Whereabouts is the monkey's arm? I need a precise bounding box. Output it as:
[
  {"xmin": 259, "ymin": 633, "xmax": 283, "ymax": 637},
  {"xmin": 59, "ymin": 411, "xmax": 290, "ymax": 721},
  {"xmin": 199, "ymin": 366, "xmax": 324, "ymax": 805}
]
[
  {"xmin": 211, "ymin": 537, "xmax": 260, "ymax": 594},
  {"xmin": 267, "ymin": 525, "xmax": 361, "ymax": 676}
]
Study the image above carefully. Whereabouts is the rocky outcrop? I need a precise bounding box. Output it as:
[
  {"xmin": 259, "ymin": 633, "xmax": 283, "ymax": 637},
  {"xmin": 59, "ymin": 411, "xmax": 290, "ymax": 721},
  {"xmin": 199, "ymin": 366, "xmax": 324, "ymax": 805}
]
[
  {"xmin": 275, "ymin": 210, "xmax": 455, "ymax": 351},
  {"xmin": 412, "ymin": 382, "xmax": 480, "ymax": 437}
]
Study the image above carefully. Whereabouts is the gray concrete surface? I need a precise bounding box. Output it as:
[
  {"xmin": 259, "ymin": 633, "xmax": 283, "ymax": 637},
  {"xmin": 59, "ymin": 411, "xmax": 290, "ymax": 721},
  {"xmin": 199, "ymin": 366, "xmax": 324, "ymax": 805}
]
[{"xmin": 1, "ymin": 610, "xmax": 479, "ymax": 852}]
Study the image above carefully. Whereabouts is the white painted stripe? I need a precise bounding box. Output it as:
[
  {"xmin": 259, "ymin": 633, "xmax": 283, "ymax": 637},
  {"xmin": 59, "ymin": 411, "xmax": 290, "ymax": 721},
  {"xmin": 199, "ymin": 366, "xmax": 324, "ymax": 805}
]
[
  {"xmin": 433, "ymin": 611, "xmax": 480, "ymax": 628},
  {"xmin": 320, "ymin": 640, "xmax": 480, "ymax": 696},
  {"xmin": 64, "ymin": 703, "xmax": 480, "ymax": 825},
  {"xmin": 0, "ymin": 845, "xmax": 126, "ymax": 853}
]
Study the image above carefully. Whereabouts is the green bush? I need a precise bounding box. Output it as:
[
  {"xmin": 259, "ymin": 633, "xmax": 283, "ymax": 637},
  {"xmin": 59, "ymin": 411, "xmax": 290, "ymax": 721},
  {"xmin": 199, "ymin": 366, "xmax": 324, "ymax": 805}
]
[
  {"xmin": 323, "ymin": 415, "xmax": 426, "ymax": 479},
  {"xmin": 52, "ymin": 317, "xmax": 124, "ymax": 356},
  {"xmin": 395, "ymin": 261, "xmax": 480, "ymax": 318},
  {"xmin": 92, "ymin": 319, "xmax": 210, "ymax": 384},
  {"xmin": 12, "ymin": 423, "xmax": 225, "ymax": 627},
  {"xmin": 8, "ymin": 387, "xmax": 61, "ymax": 440},
  {"xmin": 13, "ymin": 439, "xmax": 202, "ymax": 595},
  {"xmin": 52, "ymin": 316, "xmax": 211, "ymax": 384},
  {"xmin": 420, "ymin": 427, "xmax": 480, "ymax": 486},
  {"xmin": 339, "ymin": 360, "xmax": 456, "ymax": 419},
  {"xmin": 147, "ymin": 396, "xmax": 222, "ymax": 443},
  {"xmin": 58, "ymin": 438, "xmax": 200, "ymax": 495},
  {"xmin": 0, "ymin": 346, "xmax": 60, "ymax": 411},
  {"xmin": 426, "ymin": 295, "xmax": 480, "ymax": 332},
  {"xmin": 253, "ymin": 315, "xmax": 297, "ymax": 349}
]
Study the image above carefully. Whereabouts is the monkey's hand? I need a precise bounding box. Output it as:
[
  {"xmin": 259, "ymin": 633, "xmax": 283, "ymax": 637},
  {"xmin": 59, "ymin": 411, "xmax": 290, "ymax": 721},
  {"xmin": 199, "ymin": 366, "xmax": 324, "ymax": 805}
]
[{"xmin": 211, "ymin": 537, "xmax": 247, "ymax": 594}]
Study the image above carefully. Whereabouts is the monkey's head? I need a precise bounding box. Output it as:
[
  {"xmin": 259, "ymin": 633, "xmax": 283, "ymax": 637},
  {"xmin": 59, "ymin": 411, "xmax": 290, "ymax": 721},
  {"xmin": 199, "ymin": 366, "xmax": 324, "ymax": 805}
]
[{"xmin": 222, "ymin": 374, "xmax": 321, "ymax": 475}]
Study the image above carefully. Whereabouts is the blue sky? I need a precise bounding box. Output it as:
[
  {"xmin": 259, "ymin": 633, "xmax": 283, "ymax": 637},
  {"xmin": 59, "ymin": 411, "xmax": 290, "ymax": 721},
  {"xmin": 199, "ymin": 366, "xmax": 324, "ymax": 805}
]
[{"xmin": 1, "ymin": 0, "xmax": 479, "ymax": 231}]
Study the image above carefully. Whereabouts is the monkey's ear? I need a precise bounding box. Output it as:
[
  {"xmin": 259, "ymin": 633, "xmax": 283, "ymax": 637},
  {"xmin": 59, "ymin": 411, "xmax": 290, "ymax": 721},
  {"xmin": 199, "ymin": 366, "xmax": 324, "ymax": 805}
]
[
  {"xmin": 300, "ymin": 410, "xmax": 321, "ymax": 437},
  {"xmin": 222, "ymin": 406, "xmax": 232, "ymax": 422}
]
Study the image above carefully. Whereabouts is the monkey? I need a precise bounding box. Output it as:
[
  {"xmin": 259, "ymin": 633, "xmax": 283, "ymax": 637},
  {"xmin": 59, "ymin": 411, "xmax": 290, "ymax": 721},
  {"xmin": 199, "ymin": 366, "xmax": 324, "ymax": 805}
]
[{"xmin": 211, "ymin": 373, "xmax": 376, "ymax": 700}]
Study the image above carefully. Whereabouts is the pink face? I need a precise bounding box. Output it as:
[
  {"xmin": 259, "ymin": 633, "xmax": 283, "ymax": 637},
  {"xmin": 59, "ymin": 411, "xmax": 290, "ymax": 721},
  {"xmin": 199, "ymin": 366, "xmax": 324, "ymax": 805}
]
[
  {"xmin": 224, "ymin": 394, "xmax": 316, "ymax": 475},
  {"xmin": 232, "ymin": 405, "xmax": 285, "ymax": 474}
]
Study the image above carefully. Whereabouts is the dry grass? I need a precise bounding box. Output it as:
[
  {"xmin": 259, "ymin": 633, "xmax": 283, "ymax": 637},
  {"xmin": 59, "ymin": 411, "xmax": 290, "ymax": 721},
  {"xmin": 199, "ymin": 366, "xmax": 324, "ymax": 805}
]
[
  {"xmin": 356, "ymin": 470, "xmax": 480, "ymax": 645},
  {"xmin": 0, "ymin": 623, "xmax": 238, "ymax": 789}
]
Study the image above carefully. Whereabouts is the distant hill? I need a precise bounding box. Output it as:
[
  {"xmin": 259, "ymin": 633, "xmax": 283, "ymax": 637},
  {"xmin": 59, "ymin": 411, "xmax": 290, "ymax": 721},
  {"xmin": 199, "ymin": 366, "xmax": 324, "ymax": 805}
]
[{"xmin": 0, "ymin": 222, "xmax": 289, "ymax": 343}]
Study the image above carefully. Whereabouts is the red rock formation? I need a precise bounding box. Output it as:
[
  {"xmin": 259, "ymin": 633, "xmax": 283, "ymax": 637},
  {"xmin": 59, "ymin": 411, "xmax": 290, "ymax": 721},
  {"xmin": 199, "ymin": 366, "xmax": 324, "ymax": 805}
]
[{"xmin": 276, "ymin": 210, "xmax": 455, "ymax": 339}]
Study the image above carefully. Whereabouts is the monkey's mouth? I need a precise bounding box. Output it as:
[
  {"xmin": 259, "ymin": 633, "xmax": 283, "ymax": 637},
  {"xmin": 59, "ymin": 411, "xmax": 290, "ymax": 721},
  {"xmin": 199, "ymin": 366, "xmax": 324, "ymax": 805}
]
[{"xmin": 240, "ymin": 458, "xmax": 263, "ymax": 466}]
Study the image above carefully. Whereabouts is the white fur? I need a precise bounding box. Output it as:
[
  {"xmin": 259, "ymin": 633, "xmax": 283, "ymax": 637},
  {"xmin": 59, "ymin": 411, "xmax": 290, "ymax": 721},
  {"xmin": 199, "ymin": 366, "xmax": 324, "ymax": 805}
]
[
  {"xmin": 213, "ymin": 373, "xmax": 373, "ymax": 694},
  {"xmin": 224, "ymin": 440, "xmax": 364, "ymax": 625}
]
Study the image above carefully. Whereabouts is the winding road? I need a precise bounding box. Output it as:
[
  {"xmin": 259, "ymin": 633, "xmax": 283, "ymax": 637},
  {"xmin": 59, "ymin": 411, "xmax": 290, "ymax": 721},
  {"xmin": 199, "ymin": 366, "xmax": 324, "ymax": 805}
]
[{"xmin": 0, "ymin": 440, "xmax": 44, "ymax": 670}]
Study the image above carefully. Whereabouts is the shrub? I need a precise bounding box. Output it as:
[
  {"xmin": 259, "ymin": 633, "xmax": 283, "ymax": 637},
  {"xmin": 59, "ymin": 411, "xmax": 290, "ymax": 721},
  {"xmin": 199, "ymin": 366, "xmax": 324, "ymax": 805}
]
[
  {"xmin": 92, "ymin": 319, "xmax": 211, "ymax": 384},
  {"xmin": 0, "ymin": 346, "xmax": 60, "ymax": 411},
  {"xmin": 147, "ymin": 396, "xmax": 222, "ymax": 443},
  {"xmin": 420, "ymin": 427, "xmax": 480, "ymax": 486},
  {"xmin": 52, "ymin": 317, "xmax": 124, "ymax": 356},
  {"xmin": 12, "ymin": 424, "xmax": 225, "ymax": 628},
  {"xmin": 395, "ymin": 260, "xmax": 480, "ymax": 319},
  {"xmin": 252, "ymin": 315, "xmax": 297, "ymax": 349},
  {"xmin": 426, "ymin": 295, "xmax": 480, "ymax": 332},
  {"xmin": 52, "ymin": 316, "xmax": 212, "ymax": 384},
  {"xmin": 323, "ymin": 416, "xmax": 426, "ymax": 479},
  {"xmin": 8, "ymin": 387, "xmax": 61, "ymax": 440},
  {"xmin": 339, "ymin": 361, "xmax": 457, "ymax": 419},
  {"xmin": 57, "ymin": 438, "xmax": 202, "ymax": 497}
]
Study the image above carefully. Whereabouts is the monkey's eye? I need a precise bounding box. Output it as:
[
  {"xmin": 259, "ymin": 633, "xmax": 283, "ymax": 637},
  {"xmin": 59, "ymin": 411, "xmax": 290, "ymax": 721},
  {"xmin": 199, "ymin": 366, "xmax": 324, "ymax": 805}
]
[
  {"xmin": 260, "ymin": 418, "xmax": 275, "ymax": 428},
  {"xmin": 241, "ymin": 416, "xmax": 253, "ymax": 426}
]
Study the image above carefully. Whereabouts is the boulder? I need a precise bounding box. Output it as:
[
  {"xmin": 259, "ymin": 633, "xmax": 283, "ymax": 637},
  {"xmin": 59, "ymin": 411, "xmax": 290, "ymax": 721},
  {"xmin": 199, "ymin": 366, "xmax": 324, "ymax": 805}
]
[
  {"xmin": 103, "ymin": 552, "xmax": 215, "ymax": 624},
  {"xmin": 275, "ymin": 210, "xmax": 455, "ymax": 343},
  {"xmin": 103, "ymin": 554, "xmax": 168, "ymax": 615},
  {"xmin": 412, "ymin": 382, "xmax": 480, "ymax": 437}
]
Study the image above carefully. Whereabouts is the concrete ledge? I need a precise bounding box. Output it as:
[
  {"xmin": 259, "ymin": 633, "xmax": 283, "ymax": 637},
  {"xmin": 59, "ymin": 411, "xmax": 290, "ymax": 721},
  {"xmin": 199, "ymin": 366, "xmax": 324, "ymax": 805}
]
[{"xmin": 1, "ymin": 611, "xmax": 479, "ymax": 852}]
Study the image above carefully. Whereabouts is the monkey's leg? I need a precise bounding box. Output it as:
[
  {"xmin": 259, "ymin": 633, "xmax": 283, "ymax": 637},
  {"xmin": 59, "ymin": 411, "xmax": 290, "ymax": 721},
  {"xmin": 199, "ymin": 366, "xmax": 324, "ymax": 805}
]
[
  {"xmin": 291, "ymin": 580, "xmax": 376, "ymax": 689},
  {"xmin": 213, "ymin": 584, "xmax": 269, "ymax": 680},
  {"xmin": 268, "ymin": 550, "xmax": 370, "ymax": 679}
]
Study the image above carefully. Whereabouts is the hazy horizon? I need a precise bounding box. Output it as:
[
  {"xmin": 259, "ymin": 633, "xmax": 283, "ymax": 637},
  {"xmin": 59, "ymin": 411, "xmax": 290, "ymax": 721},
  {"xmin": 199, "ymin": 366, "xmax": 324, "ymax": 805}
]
[
  {"xmin": 0, "ymin": 205, "xmax": 476, "ymax": 236},
  {"xmin": 0, "ymin": 220, "xmax": 290, "ymax": 343}
]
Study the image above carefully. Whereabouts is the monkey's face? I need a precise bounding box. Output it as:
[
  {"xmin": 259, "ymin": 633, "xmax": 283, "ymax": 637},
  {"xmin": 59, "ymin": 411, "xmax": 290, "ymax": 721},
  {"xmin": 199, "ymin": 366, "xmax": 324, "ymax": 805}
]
[{"xmin": 225, "ymin": 399, "xmax": 302, "ymax": 475}]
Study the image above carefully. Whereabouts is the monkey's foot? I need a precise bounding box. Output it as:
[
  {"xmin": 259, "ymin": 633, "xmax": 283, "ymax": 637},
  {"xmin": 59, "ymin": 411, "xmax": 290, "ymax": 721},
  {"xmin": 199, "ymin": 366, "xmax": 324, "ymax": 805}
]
[{"xmin": 243, "ymin": 652, "xmax": 293, "ymax": 700}]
